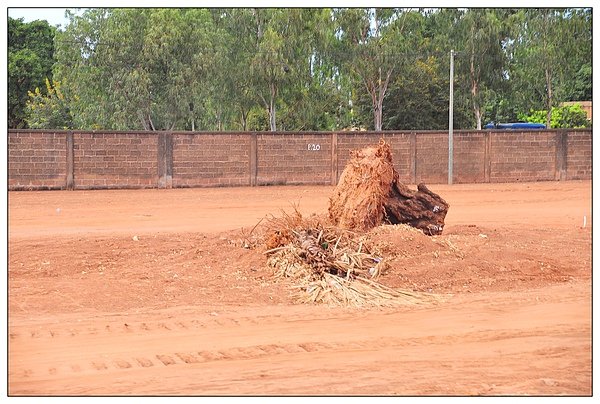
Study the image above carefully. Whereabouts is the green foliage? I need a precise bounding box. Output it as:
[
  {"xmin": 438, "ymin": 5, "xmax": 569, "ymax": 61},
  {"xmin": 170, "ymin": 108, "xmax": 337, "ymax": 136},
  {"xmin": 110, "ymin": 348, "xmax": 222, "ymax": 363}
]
[
  {"xmin": 246, "ymin": 106, "xmax": 270, "ymax": 131},
  {"xmin": 454, "ymin": 9, "xmax": 511, "ymax": 129},
  {"xmin": 25, "ymin": 79, "xmax": 73, "ymax": 129},
  {"xmin": 11, "ymin": 7, "xmax": 590, "ymax": 132},
  {"xmin": 518, "ymin": 104, "xmax": 590, "ymax": 128},
  {"xmin": 54, "ymin": 8, "xmax": 222, "ymax": 131},
  {"xmin": 383, "ymin": 56, "xmax": 448, "ymax": 130},
  {"xmin": 8, "ymin": 17, "xmax": 56, "ymax": 128},
  {"xmin": 507, "ymin": 9, "xmax": 592, "ymax": 127},
  {"xmin": 565, "ymin": 62, "xmax": 592, "ymax": 101},
  {"xmin": 483, "ymin": 94, "xmax": 520, "ymax": 124},
  {"xmin": 333, "ymin": 8, "xmax": 427, "ymax": 130}
]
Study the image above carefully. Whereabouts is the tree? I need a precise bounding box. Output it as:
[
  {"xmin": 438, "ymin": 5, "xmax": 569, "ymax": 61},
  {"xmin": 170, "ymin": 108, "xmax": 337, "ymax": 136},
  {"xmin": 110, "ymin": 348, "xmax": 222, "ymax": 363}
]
[
  {"xmin": 212, "ymin": 9, "xmax": 263, "ymax": 131},
  {"xmin": 36, "ymin": 7, "xmax": 591, "ymax": 132},
  {"xmin": 216, "ymin": 8, "xmax": 344, "ymax": 131},
  {"xmin": 383, "ymin": 56, "xmax": 449, "ymax": 130},
  {"xmin": 274, "ymin": 8, "xmax": 351, "ymax": 131},
  {"xmin": 248, "ymin": 8, "xmax": 322, "ymax": 131},
  {"xmin": 333, "ymin": 8, "xmax": 426, "ymax": 131},
  {"xmin": 566, "ymin": 62, "xmax": 592, "ymax": 101},
  {"xmin": 25, "ymin": 78, "xmax": 73, "ymax": 129},
  {"xmin": 54, "ymin": 8, "xmax": 221, "ymax": 131},
  {"xmin": 142, "ymin": 9, "xmax": 222, "ymax": 130},
  {"xmin": 559, "ymin": 8, "xmax": 592, "ymax": 102},
  {"xmin": 508, "ymin": 8, "xmax": 591, "ymax": 128},
  {"xmin": 251, "ymin": 17, "xmax": 288, "ymax": 131},
  {"xmin": 53, "ymin": 8, "xmax": 114, "ymax": 129},
  {"xmin": 421, "ymin": 8, "xmax": 474, "ymax": 129},
  {"xmin": 454, "ymin": 9, "xmax": 509, "ymax": 129},
  {"xmin": 8, "ymin": 17, "xmax": 56, "ymax": 128}
]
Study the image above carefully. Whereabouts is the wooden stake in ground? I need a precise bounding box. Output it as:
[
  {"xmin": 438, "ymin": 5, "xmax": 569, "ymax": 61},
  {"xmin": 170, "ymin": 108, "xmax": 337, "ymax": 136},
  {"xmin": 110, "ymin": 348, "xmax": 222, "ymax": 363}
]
[{"xmin": 328, "ymin": 139, "xmax": 449, "ymax": 235}]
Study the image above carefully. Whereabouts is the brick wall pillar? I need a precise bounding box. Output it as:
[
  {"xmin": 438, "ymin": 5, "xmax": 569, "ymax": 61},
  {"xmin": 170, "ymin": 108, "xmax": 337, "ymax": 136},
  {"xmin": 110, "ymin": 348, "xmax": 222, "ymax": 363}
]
[
  {"xmin": 66, "ymin": 131, "xmax": 74, "ymax": 190},
  {"xmin": 331, "ymin": 132, "xmax": 338, "ymax": 185},
  {"xmin": 157, "ymin": 132, "xmax": 173, "ymax": 188},
  {"xmin": 250, "ymin": 133, "xmax": 258, "ymax": 186},
  {"xmin": 555, "ymin": 131, "xmax": 568, "ymax": 181},
  {"xmin": 410, "ymin": 132, "xmax": 417, "ymax": 184},
  {"xmin": 484, "ymin": 131, "xmax": 491, "ymax": 183}
]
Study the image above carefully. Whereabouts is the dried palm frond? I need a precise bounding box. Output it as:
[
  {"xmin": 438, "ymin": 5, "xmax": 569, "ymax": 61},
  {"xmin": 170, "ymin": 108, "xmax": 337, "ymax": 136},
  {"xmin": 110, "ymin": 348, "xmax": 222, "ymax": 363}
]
[
  {"xmin": 263, "ymin": 210, "xmax": 442, "ymax": 308},
  {"xmin": 292, "ymin": 272, "xmax": 441, "ymax": 308}
]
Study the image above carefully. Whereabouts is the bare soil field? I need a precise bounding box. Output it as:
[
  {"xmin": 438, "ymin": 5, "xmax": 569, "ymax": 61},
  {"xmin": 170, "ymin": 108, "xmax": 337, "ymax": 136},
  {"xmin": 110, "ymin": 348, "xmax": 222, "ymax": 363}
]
[{"xmin": 8, "ymin": 181, "xmax": 592, "ymax": 396}]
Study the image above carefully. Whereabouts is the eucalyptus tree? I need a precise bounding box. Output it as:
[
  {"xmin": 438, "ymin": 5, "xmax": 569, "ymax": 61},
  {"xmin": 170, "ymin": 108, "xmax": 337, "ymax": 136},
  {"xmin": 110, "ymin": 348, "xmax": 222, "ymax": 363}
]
[
  {"xmin": 276, "ymin": 8, "xmax": 350, "ymax": 131},
  {"xmin": 210, "ymin": 9, "xmax": 260, "ymax": 130},
  {"xmin": 143, "ymin": 9, "xmax": 223, "ymax": 130},
  {"xmin": 383, "ymin": 55, "xmax": 450, "ymax": 130},
  {"xmin": 508, "ymin": 8, "xmax": 591, "ymax": 127},
  {"xmin": 383, "ymin": 9, "xmax": 461, "ymax": 130},
  {"xmin": 249, "ymin": 8, "xmax": 326, "ymax": 131},
  {"xmin": 53, "ymin": 8, "xmax": 112, "ymax": 129},
  {"xmin": 54, "ymin": 8, "xmax": 221, "ymax": 130},
  {"xmin": 557, "ymin": 8, "xmax": 592, "ymax": 102},
  {"xmin": 216, "ymin": 8, "xmax": 290, "ymax": 131},
  {"xmin": 218, "ymin": 8, "xmax": 341, "ymax": 131},
  {"xmin": 333, "ymin": 8, "xmax": 426, "ymax": 131},
  {"xmin": 453, "ymin": 8, "xmax": 510, "ymax": 129}
]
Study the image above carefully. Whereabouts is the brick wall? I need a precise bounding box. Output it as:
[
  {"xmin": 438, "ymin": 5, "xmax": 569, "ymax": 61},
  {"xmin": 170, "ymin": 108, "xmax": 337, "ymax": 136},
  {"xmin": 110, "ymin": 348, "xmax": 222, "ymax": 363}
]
[
  {"xmin": 489, "ymin": 132, "xmax": 557, "ymax": 182},
  {"xmin": 566, "ymin": 132, "xmax": 593, "ymax": 180},
  {"xmin": 257, "ymin": 133, "xmax": 332, "ymax": 185},
  {"xmin": 7, "ymin": 129, "xmax": 592, "ymax": 190},
  {"xmin": 173, "ymin": 133, "xmax": 251, "ymax": 187},
  {"xmin": 73, "ymin": 132, "xmax": 159, "ymax": 189},
  {"xmin": 453, "ymin": 132, "xmax": 486, "ymax": 183},
  {"xmin": 415, "ymin": 132, "xmax": 450, "ymax": 184},
  {"xmin": 8, "ymin": 131, "xmax": 67, "ymax": 190}
]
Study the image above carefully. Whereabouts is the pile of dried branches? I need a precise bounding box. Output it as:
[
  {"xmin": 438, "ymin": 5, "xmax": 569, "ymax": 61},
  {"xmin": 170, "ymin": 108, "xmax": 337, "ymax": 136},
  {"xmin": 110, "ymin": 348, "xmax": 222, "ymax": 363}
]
[{"xmin": 262, "ymin": 209, "xmax": 440, "ymax": 308}]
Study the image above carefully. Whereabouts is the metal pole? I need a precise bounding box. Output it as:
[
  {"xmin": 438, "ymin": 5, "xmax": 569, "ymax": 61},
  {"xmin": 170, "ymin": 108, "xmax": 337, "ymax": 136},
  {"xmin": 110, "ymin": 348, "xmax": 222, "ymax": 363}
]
[{"xmin": 448, "ymin": 49, "xmax": 454, "ymax": 185}]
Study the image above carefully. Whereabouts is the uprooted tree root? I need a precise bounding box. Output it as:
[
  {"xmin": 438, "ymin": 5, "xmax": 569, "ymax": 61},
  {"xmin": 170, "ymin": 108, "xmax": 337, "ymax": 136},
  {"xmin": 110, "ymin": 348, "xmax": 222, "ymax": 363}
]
[
  {"xmin": 261, "ymin": 209, "xmax": 442, "ymax": 308},
  {"xmin": 328, "ymin": 139, "xmax": 450, "ymax": 235}
]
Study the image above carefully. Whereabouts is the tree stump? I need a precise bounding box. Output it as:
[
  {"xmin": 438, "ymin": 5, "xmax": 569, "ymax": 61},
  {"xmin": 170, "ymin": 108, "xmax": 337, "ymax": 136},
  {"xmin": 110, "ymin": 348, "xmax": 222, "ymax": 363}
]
[{"xmin": 328, "ymin": 139, "xmax": 449, "ymax": 235}]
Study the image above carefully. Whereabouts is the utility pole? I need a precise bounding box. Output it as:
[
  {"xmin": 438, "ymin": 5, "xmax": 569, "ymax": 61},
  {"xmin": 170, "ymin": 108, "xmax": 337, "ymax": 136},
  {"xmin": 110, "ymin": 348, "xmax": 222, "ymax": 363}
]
[{"xmin": 448, "ymin": 49, "xmax": 454, "ymax": 185}]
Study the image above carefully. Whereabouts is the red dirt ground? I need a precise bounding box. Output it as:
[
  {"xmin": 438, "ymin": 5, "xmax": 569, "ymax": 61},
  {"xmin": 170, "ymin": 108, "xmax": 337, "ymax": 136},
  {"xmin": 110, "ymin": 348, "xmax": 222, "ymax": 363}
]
[{"xmin": 7, "ymin": 181, "xmax": 592, "ymax": 396}]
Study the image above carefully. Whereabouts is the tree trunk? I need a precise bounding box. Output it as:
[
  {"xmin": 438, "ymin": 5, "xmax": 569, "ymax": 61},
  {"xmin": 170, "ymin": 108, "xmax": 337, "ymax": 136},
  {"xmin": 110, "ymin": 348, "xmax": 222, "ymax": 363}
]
[
  {"xmin": 474, "ymin": 105, "xmax": 482, "ymax": 130},
  {"xmin": 545, "ymin": 66, "xmax": 553, "ymax": 128},
  {"xmin": 368, "ymin": 67, "xmax": 392, "ymax": 131},
  {"xmin": 269, "ymin": 101, "xmax": 276, "ymax": 131},
  {"xmin": 148, "ymin": 114, "xmax": 156, "ymax": 131},
  {"xmin": 240, "ymin": 106, "xmax": 249, "ymax": 131},
  {"xmin": 269, "ymin": 82, "xmax": 277, "ymax": 131},
  {"xmin": 373, "ymin": 105, "xmax": 382, "ymax": 131},
  {"xmin": 470, "ymin": 46, "xmax": 482, "ymax": 130}
]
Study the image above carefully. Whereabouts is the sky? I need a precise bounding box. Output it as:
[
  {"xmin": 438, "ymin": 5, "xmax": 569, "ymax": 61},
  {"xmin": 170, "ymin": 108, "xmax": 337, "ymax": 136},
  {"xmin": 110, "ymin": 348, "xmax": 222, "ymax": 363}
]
[{"xmin": 7, "ymin": 8, "xmax": 81, "ymax": 28}]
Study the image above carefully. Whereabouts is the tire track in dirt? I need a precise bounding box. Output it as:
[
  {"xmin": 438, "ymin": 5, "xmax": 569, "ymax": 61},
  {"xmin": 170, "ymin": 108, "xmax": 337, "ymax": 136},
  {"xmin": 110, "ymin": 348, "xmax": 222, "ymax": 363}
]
[
  {"xmin": 9, "ymin": 322, "xmax": 590, "ymax": 396},
  {"xmin": 8, "ymin": 281, "xmax": 591, "ymax": 395},
  {"xmin": 9, "ymin": 318, "xmax": 586, "ymax": 379},
  {"xmin": 9, "ymin": 309, "xmax": 343, "ymax": 341}
]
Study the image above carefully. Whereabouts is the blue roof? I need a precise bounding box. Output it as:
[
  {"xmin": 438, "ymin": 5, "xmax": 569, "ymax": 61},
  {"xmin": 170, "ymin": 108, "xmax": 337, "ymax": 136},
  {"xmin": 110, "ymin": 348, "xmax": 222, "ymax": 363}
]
[{"xmin": 484, "ymin": 122, "xmax": 546, "ymax": 129}]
